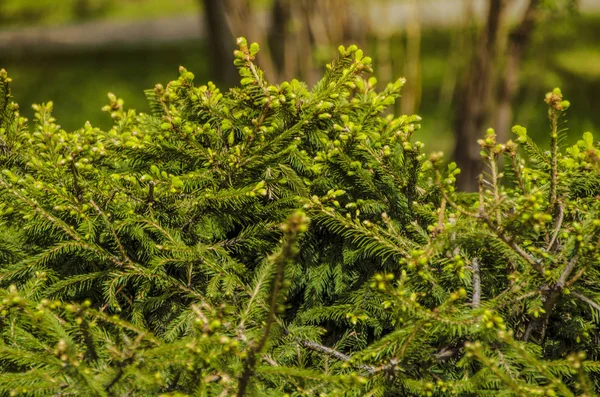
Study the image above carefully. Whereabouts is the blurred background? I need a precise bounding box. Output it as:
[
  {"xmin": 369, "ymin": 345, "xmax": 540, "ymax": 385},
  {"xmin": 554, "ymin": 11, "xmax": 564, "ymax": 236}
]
[{"xmin": 1, "ymin": 0, "xmax": 599, "ymax": 189}]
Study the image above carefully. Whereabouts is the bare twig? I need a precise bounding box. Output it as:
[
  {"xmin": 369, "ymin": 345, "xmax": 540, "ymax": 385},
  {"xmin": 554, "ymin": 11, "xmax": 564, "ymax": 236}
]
[
  {"xmin": 262, "ymin": 355, "xmax": 279, "ymax": 367},
  {"xmin": 572, "ymin": 291, "xmax": 600, "ymax": 313},
  {"xmin": 488, "ymin": 154, "xmax": 502, "ymax": 224},
  {"xmin": 566, "ymin": 267, "xmax": 586, "ymax": 288},
  {"xmin": 299, "ymin": 339, "xmax": 375, "ymax": 374},
  {"xmin": 472, "ymin": 257, "xmax": 481, "ymax": 308},
  {"xmin": 434, "ymin": 198, "xmax": 446, "ymax": 235},
  {"xmin": 297, "ymin": 334, "xmax": 461, "ymax": 376},
  {"xmin": 557, "ymin": 254, "xmax": 578, "ymax": 289},
  {"xmin": 546, "ymin": 203, "xmax": 563, "ymax": 251}
]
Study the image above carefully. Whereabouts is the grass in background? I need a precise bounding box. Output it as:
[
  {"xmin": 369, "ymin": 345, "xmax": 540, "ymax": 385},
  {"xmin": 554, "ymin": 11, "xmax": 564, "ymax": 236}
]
[
  {"xmin": 106, "ymin": 0, "xmax": 199, "ymax": 22},
  {"xmin": 3, "ymin": 41, "xmax": 209, "ymax": 131},
  {"xmin": 0, "ymin": 0, "xmax": 200, "ymax": 28},
  {"xmin": 2, "ymin": 14, "xmax": 599, "ymax": 156}
]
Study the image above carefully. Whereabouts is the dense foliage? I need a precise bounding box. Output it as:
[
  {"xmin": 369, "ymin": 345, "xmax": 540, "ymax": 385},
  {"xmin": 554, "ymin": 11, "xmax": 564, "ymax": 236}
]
[{"xmin": 0, "ymin": 38, "xmax": 599, "ymax": 396}]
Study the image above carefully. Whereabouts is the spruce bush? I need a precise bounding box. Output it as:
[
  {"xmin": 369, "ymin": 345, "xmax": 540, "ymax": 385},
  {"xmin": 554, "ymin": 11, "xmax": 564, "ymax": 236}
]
[{"xmin": 0, "ymin": 38, "xmax": 598, "ymax": 396}]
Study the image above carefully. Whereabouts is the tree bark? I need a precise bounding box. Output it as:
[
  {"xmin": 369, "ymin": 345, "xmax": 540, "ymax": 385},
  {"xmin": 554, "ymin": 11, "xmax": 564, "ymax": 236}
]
[{"xmin": 453, "ymin": 0, "xmax": 506, "ymax": 191}]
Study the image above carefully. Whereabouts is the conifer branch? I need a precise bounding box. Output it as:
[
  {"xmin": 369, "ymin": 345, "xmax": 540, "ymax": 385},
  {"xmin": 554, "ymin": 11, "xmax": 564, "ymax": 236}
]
[
  {"xmin": 437, "ymin": 163, "xmax": 546, "ymax": 278},
  {"xmin": 237, "ymin": 212, "xmax": 306, "ymax": 397},
  {"xmin": 90, "ymin": 199, "xmax": 131, "ymax": 266},
  {"xmin": 525, "ymin": 250, "xmax": 580, "ymax": 341},
  {"xmin": 0, "ymin": 177, "xmax": 81, "ymax": 241},
  {"xmin": 507, "ymin": 152, "xmax": 526, "ymax": 192},
  {"xmin": 102, "ymin": 188, "xmax": 118, "ymax": 207},
  {"xmin": 481, "ymin": 213, "xmax": 545, "ymax": 277},
  {"xmin": 566, "ymin": 266, "xmax": 586, "ymax": 288}
]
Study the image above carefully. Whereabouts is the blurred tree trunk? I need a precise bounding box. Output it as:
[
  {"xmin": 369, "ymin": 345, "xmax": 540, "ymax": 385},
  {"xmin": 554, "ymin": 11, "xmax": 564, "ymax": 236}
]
[
  {"xmin": 494, "ymin": 0, "xmax": 542, "ymax": 139},
  {"xmin": 200, "ymin": 0, "xmax": 360, "ymax": 86},
  {"xmin": 74, "ymin": 0, "xmax": 93, "ymax": 20},
  {"xmin": 268, "ymin": 0, "xmax": 292, "ymax": 75},
  {"xmin": 201, "ymin": 0, "xmax": 238, "ymax": 86},
  {"xmin": 401, "ymin": 0, "xmax": 422, "ymax": 115},
  {"xmin": 453, "ymin": 0, "xmax": 507, "ymax": 191}
]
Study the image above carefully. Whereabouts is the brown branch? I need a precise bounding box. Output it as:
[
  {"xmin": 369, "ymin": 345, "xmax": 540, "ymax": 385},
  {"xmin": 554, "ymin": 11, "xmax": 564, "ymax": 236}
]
[
  {"xmin": 79, "ymin": 317, "xmax": 98, "ymax": 362},
  {"xmin": 147, "ymin": 181, "xmax": 155, "ymax": 205},
  {"xmin": 70, "ymin": 160, "xmax": 84, "ymax": 202},
  {"xmin": 483, "ymin": 214, "xmax": 545, "ymax": 277},
  {"xmin": 102, "ymin": 188, "xmax": 118, "ymax": 208}
]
